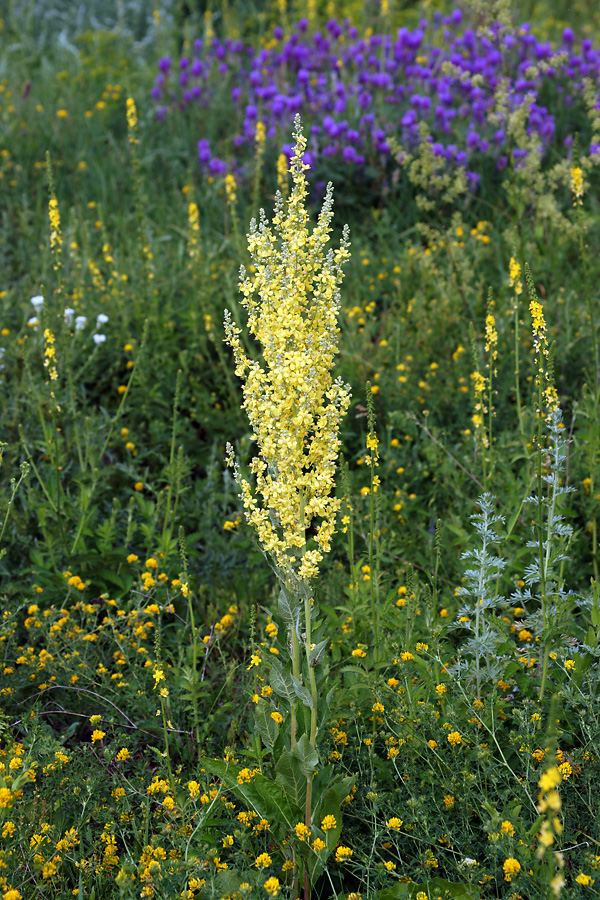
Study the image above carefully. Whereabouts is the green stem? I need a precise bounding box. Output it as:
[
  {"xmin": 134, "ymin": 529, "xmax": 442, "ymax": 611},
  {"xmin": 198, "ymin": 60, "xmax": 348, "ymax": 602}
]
[
  {"xmin": 159, "ymin": 694, "xmax": 175, "ymax": 794},
  {"xmin": 536, "ymin": 369, "xmax": 550, "ymax": 701},
  {"xmin": 369, "ymin": 453, "xmax": 378, "ymax": 663},
  {"xmin": 514, "ymin": 295, "xmax": 527, "ymax": 453}
]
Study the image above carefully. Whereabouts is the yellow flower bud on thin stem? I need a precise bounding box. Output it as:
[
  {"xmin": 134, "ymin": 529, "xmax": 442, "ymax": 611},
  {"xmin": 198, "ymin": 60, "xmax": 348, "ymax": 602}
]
[{"xmin": 510, "ymin": 255, "xmax": 528, "ymax": 453}]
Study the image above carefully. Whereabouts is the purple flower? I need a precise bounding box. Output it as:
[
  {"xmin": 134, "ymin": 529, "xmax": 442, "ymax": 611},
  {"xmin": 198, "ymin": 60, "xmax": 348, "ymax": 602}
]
[
  {"xmin": 198, "ymin": 139, "xmax": 211, "ymax": 163},
  {"xmin": 159, "ymin": 57, "xmax": 171, "ymax": 73},
  {"xmin": 562, "ymin": 27, "xmax": 574, "ymax": 45},
  {"xmin": 209, "ymin": 157, "xmax": 228, "ymax": 175}
]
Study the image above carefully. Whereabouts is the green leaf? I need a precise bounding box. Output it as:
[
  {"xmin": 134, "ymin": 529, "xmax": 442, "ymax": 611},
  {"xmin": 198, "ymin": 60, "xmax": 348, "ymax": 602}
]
[
  {"xmin": 316, "ymin": 787, "xmax": 342, "ymax": 852},
  {"xmin": 292, "ymin": 676, "xmax": 314, "ymax": 710},
  {"xmin": 198, "ymin": 758, "xmax": 302, "ymax": 835},
  {"xmin": 275, "ymin": 749, "xmax": 307, "ymax": 808},
  {"xmin": 292, "ymin": 733, "xmax": 318, "ymax": 778},
  {"xmin": 376, "ymin": 877, "xmax": 479, "ymax": 900},
  {"xmin": 585, "ymin": 625, "xmax": 597, "ymax": 648},
  {"xmin": 215, "ymin": 869, "xmax": 244, "ymax": 896},
  {"xmin": 254, "ymin": 698, "xmax": 279, "ymax": 752},
  {"xmin": 270, "ymin": 659, "xmax": 297, "ymax": 706},
  {"xmin": 339, "ymin": 665, "xmax": 368, "ymax": 677},
  {"xmin": 309, "ymin": 639, "xmax": 328, "ymax": 666},
  {"xmin": 278, "ymin": 589, "xmax": 301, "ymax": 629}
]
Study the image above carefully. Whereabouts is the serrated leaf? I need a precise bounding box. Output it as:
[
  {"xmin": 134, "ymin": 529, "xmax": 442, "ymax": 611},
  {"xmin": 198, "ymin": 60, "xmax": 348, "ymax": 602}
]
[
  {"xmin": 275, "ymin": 749, "xmax": 306, "ymax": 808},
  {"xmin": 292, "ymin": 676, "xmax": 314, "ymax": 710},
  {"xmin": 292, "ymin": 733, "xmax": 318, "ymax": 778},
  {"xmin": 270, "ymin": 659, "xmax": 296, "ymax": 706}
]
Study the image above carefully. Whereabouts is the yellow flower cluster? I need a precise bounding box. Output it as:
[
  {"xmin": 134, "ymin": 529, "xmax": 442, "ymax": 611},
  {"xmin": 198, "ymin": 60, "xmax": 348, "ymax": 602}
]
[
  {"xmin": 509, "ymin": 257, "xmax": 522, "ymax": 296},
  {"xmin": 49, "ymin": 194, "xmax": 61, "ymax": 251},
  {"xmin": 536, "ymin": 764, "xmax": 563, "ymax": 862},
  {"xmin": 225, "ymin": 173, "xmax": 237, "ymax": 209},
  {"xmin": 126, "ymin": 97, "xmax": 138, "ymax": 139},
  {"xmin": 503, "ymin": 857, "xmax": 521, "ymax": 882},
  {"xmin": 484, "ymin": 312, "xmax": 498, "ymax": 361},
  {"xmin": 225, "ymin": 117, "xmax": 351, "ymax": 580},
  {"xmin": 43, "ymin": 329, "xmax": 58, "ymax": 381},
  {"xmin": 570, "ymin": 165, "xmax": 583, "ymax": 205}
]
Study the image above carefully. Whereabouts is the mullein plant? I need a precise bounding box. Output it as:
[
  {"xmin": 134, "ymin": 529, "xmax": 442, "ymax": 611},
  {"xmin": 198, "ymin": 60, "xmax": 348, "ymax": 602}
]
[{"xmin": 220, "ymin": 116, "xmax": 353, "ymax": 897}]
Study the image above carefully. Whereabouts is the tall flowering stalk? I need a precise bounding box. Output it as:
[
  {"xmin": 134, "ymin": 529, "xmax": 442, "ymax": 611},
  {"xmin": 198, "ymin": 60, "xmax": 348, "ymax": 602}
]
[
  {"xmin": 225, "ymin": 115, "xmax": 351, "ymax": 897},
  {"xmin": 225, "ymin": 116, "xmax": 350, "ymax": 586},
  {"xmin": 525, "ymin": 266, "xmax": 572, "ymax": 700}
]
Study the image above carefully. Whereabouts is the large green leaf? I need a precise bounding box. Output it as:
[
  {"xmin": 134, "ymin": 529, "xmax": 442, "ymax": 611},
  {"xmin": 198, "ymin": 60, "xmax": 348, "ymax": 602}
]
[
  {"xmin": 278, "ymin": 588, "xmax": 301, "ymax": 629},
  {"xmin": 270, "ymin": 659, "xmax": 297, "ymax": 706},
  {"xmin": 275, "ymin": 748, "xmax": 307, "ymax": 808},
  {"xmin": 292, "ymin": 676, "xmax": 314, "ymax": 710},
  {"xmin": 253, "ymin": 698, "xmax": 279, "ymax": 753},
  {"xmin": 292, "ymin": 733, "xmax": 318, "ymax": 778},
  {"xmin": 375, "ymin": 877, "xmax": 479, "ymax": 900},
  {"xmin": 198, "ymin": 758, "xmax": 302, "ymax": 835},
  {"xmin": 315, "ymin": 787, "xmax": 342, "ymax": 853}
]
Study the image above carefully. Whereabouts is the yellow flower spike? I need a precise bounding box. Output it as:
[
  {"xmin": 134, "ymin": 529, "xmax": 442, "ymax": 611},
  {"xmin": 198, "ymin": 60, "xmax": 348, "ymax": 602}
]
[
  {"xmin": 570, "ymin": 165, "xmax": 583, "ymax": 205},
  {"xmin": 224, "ymin": 115, "xmax": 351, "ymax": 581},
  {"xmin": 509, "ymin": 257, "xmax": 522, "ymax": 296}
]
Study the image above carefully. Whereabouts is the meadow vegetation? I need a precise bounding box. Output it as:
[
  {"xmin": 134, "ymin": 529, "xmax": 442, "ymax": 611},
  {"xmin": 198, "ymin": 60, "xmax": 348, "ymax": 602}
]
[{"xmin": 0, "ymin": 1, "xmax": 599, "ymax": 899}]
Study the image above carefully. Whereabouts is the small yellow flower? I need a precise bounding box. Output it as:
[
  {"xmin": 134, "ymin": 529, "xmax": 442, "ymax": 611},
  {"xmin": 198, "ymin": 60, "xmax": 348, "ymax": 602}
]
[
  {"xmin": 312, "ymin": 838, "xmax": 326, "ymax": 852},
  {"xmin": 447, "ymin": 731, "xmax": 462, "ymax": 747},
  {"xmin": 91, "ymin": 729, "xmax": 105, "ymax": 743},
  {"xmin": 254, "ymin": 852, "xmax": 272, "ymax": 869},
  {"xmin": 386, "ymin": 817, "xmax": 403, "ymax": 830},
  {"xmin": 127, "ymin": 553, "xmax": 139, "ymax": 563},
  {"xmin": 321, "ymin": 814, "xmax": 336, "ymax": 831},
  {"xmin": 116, "ymin": 748, "xmax": 130, "ymax": 762},
  {"xmin": 335, "ymin": 846, "xmax": 353, "ymax": 862},
  {"xmin": 270, "ymin": 712, "xmax": 283, "ymax": 725}
]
